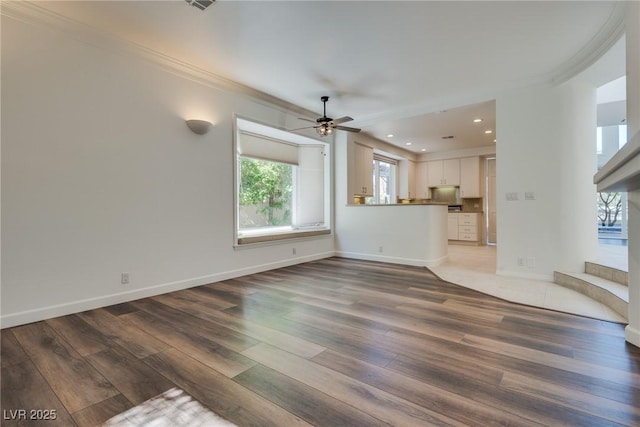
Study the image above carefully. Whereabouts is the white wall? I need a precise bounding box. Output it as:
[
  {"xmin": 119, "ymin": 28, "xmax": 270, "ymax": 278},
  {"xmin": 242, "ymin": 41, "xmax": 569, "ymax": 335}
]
[
  {"xmin": 624, "ymin": 1, "xmax": 640, "ymax": 347},
  {"xmin": 1, "ymin": 15, "xmax": 333, "ymax": 327},
  {"xmin": 496, "ymin": 79, "xmax": 598, "ymax": 280},
  {"xmin": 334, "ymin": 133, "xmax": 448, "ymax": 267}
]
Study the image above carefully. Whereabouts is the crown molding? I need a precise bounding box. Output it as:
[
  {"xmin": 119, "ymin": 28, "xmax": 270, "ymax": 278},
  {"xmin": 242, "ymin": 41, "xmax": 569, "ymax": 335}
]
[
  {"xmin": 549, "ymin": 1, "xmax": 627, "ymax": 85},
  {"xmin": 0, "ymin": 1, "xmax": 318, "ymax": 119}
]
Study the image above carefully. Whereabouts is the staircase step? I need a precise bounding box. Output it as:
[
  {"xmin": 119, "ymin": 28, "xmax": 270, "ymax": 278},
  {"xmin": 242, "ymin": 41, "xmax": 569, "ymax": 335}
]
[
  {"xmin": 585, "ymin": 261, "xmax": 628, "ymax": 286},
  {"xmin": 553, "ymin": 271, "xmax": 628, "ymax": 321}
]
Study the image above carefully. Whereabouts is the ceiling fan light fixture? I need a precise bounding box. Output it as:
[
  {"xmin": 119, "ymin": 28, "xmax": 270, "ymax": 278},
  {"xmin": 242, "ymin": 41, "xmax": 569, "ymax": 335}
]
[{"xmin": 316, "ymin": 125, "xmax": 333, "ymax": 137}]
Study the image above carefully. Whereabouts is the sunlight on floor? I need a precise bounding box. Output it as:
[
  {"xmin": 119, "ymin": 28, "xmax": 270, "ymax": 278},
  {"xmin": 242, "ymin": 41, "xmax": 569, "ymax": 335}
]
[{"xmin": 104, "ymin": 388, "xmax": 237, "ymax": 427}]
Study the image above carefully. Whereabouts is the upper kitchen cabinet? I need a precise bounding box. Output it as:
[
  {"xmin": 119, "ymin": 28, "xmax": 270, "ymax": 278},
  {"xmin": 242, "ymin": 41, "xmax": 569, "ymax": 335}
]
[
  {"xmin": 460, "ymin": 156, "xmax": 481, "ymax": 198},
  {"xmin": 427, "ymin": 159, "xmax": 460, "ymax": 187},
  {"xmin": 415, "ymin": 161, "xmax": 430, "ymax": 199},
  {"xmin": 349, "ymin": 141, "xmax": 374, "ymax": 198},
  {"xmin": 398, "ymin": 159, "xmax": 416, "ymax": 199}
]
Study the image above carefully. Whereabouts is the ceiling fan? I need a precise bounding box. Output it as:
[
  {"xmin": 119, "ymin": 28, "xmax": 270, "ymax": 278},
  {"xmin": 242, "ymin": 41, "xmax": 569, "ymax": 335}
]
[{"xmin": 291, "ymin": 96, "xmax": 361, "ymax": 137}]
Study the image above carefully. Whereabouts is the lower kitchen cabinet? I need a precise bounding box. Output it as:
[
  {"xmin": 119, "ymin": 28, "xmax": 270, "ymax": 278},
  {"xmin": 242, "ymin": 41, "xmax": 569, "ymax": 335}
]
[{"xmin": 449, "ymin": 212, "xmax": 480, "ymax": 242}]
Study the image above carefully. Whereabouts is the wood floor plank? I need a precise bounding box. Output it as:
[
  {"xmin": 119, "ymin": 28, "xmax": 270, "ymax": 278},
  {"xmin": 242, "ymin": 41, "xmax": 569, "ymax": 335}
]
[
  {"xmin": 312, "ymin": 349, "xmax": 545, "ymax": 427},
  {"xmin": 71, "ymin": 394, "xmax": 132, "ymax": 427},
  {"xmin": 384, "ymin": 327, "xmax": 640, "ymax": 407},
  {"xmin": 234, "ymin": 364, "xmax": 392, "ymax": 427},
  {"xmin": 461, "ymin": 333, "xmax": 640, "ymax": 388},
  {"xmin": 145, "ymin": 295, "xmax": 260, "ymax": 352},
  {"xmin": 86, "ymin": 346, "xmax": 176, "ymax": 405},
  {"xmin": 122, "ymin": 306, "xmax": 256, "ymax": 378},
  {"xmin": 289, "ymin": 294, "xmax": 466, "ymax": 343},
  {"xmin": 148, "ymin": 291, "xmax": 326, "ymax": 358},
  {"xmin": 261, "ymin": 314, "xmax": 398, "ymax": 367},
  {"xmin": 165, "ymin": 287, "xmax": 237, "ymax": 310},
  {"xmin": 2, "ymin": 257, "xmax": 638, "ymax": 426},
  {"xmin": 102, "ymin": 302, "xmax": 139, "ymax": 317},
  {"xmin": 387, "ymin": 353, "xmax": 624, "ymax": 427},
  {"xmin": 144, "ymin": 348, "xmax": 312, "ymax": 427},
  {"xmin": 12, "ymin": 322, "xmax": 118, "ymax": 413},
  {"xmin": 77, "ymin": 308, "xmax": 170, "ymax": 359},
  {"xmin": 46, "ymin": 314, "xmax": 112, "ymax": 356},
  {"xmin": 1, "ymin": 360, "xmax": 77, "ymax": 426},
  {"xmin": 1, "ymin": 330, "xmax": 28, "ymax": 368},
  {"xmin": 500, "ymin": 371, "xmax": 640, "ymax": 425},
  {"xmin": 241, "ymin": 342, "xmax": 464, "ymax": 427}
]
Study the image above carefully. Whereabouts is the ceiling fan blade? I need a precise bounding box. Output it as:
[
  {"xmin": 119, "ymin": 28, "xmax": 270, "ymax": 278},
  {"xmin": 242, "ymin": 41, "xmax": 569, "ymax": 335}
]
[
  {"xmin": 287, "ymin": 126, "xmax": 316, "ymax": 132},
  {"xmin": 334, "ymin": 125, "xmax": 361, "ymax": 133},
  {"xmin": 297, "ymin": 117, "xmax": 317, "ymax": 123},
  {"xmin": 330, "ymin": 116, "xmax": 353, "ymax": 125}
]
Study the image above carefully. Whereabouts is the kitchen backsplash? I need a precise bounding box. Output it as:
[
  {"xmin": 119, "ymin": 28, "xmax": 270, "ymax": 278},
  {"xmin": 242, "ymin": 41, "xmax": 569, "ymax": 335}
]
[
  {"xmin": 462, "ymin": 198, "xmax": 483, "ymax": 212},
  {"xmin": 430, "ymin": 187, "xmax": 460, "ymax": 204}
]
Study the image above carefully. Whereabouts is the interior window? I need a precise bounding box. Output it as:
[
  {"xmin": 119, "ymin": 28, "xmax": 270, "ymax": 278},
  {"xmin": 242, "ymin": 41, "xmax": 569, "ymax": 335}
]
[{"xmin": 370, "ymin": 155, "xmax": 397, "ymax": 204}]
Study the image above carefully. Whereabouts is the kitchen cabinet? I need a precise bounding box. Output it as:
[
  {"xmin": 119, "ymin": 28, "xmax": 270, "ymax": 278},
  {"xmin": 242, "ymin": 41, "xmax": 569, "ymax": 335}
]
[
  {"xmin": 427, "ymin": 159, "xmax": 460, "ymax": 187},
  {"xmin": 415, "ymin": 162, "xmax": 430, "ymax": 199},
  {"xmin": 351, "ymin": 142, "xmax": 373, "ymax": 197},
  {"xmin": 449, "ymin": 212, "xmax": 479, "ymax": 242},
  {"xmin": 408, "ymin": 161, "xmax": 416, "ymax": 199},
  {"xmin": 460, "ymin": 157, "xmax": 481, "ymax": 198},
  {"xmin": 458, "ymin": 213, "xmax": 478, "ymax": 241},
  {"xmin": 447, "ymin": 213, "xmax": 459, "ymax": 240},
  {"xmin": 398, "ymin": 160, "xmax": 416, "ymax": 199}
]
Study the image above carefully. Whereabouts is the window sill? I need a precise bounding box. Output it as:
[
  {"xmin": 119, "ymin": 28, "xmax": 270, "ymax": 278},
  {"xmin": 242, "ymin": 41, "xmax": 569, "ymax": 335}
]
[{"xmin": 237, "ymin": 228, "xmax": 331, "ymax": 245}]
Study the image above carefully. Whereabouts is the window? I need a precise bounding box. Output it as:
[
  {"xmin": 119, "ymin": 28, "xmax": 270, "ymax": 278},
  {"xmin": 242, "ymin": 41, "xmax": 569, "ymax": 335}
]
[
  {"xmin": 369, "ymin": 154, "xmax": 397, "ymax": 204},
  {"xmin": 239, "ymin": 157, "xmax": 293, "ymax": 229},
  {"xmin": 235, "ymin": 117, "xmax": 331, "ymax": 245}
]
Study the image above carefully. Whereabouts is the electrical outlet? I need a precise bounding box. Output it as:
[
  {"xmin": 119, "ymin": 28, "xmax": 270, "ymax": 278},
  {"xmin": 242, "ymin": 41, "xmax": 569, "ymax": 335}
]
[
  {"xmin": 378, "ymin": 246, "xmax": 383, "ymax": 253},
  {"xmin": 517, "ymin": 257, "xmax": 525, "ymax": 267},
  {"xmin": 292, "ymin": 248, "xmax": 297, "ymax": 255},
  {"xmin": 121, "ymin": 272, "xmax": 130, "ymax": 285}
]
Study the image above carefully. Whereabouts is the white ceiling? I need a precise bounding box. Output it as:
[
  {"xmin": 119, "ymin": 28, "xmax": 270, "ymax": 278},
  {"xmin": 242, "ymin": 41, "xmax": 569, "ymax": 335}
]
[{"xmin": 31, "ymin": 0, "xmax": 626, "ymax": 153}]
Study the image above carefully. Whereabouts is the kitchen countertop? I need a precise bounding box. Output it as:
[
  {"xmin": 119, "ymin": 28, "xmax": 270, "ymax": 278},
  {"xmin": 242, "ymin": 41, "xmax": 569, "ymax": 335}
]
[{"xmin": 348, "ymin": 202, "xmax": 448, "ymax": 206}]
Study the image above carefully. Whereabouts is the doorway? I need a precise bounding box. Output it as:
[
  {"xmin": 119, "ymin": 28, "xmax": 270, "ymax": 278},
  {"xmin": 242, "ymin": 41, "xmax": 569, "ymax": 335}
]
[{"xmin": 486, "ymin": 157, "xmax": 497, "ymax": 245}]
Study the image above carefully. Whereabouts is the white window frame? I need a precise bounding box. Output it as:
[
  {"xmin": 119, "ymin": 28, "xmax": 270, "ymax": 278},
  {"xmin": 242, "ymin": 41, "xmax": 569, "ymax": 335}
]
[
  {"xmin": 371, "ymin": 154, "xmax": 397, "ymax": 204},
  {"xmin": 234, "ymin": 116, "xmax": 331, "ymax": 246}
]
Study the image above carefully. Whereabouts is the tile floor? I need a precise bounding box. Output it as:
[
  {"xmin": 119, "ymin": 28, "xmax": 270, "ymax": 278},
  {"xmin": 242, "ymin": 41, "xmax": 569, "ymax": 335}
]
[{"xmin": 430, "ymin": 244, "xmax": 628, "ymax": 323}]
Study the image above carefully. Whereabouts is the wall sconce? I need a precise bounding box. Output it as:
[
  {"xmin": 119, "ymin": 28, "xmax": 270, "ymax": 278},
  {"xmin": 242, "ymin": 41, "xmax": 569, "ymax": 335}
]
[{"xmin": 186, "ymin": 119, "xmax": 212, "ymax": 135}]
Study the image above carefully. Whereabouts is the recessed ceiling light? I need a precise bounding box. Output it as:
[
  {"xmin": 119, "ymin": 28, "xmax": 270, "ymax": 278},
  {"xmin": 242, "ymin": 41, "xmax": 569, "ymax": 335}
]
[
  {"xmin": 485, "ymin": 130, "xmax": 493, "ymax": 134},
  {"xmin": 421, "ymin": 148, "xmax": 427, "ymax": 152},
  {"xmin": 473, "ymin": 118, "xmax": 483, "ymax": 123},
  {"xmin": 405, "ymin": 142, "xmax": 412, "ymax": 146},
  {"xmin": 493, "ymin": 139, "xmax": 497, "ymax": 143},
  {"xmin": 387, "ymin": 134, "xmax": 394, "ymax": 138}
]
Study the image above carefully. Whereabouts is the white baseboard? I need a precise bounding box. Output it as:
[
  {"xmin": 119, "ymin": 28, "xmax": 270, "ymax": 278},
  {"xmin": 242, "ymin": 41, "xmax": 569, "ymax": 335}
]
[
  {"xmin": 626, "ymin": 325, "xmax": 640, "ymax": 348},
  {"xmin": 334, "ymin": 251, "xmax": 448, "ymax": 268},
  {"xmin": 1, "ymin": 252, "xmax": 335, "ymax": 329}
]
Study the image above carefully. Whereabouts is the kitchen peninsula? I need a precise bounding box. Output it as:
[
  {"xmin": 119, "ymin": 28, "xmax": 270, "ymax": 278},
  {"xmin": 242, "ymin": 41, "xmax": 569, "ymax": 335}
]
[{"xmin": 334, "ymin": 203, "xmax": 448, "ymax": 267}]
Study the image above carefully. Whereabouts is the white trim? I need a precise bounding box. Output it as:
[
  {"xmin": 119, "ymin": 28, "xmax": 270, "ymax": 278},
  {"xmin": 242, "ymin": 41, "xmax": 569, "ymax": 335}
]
[
  {"xmin": 334, "ymin": 251, "xmax": 448, "ymax": 268},
  {"xmin": 594, "ymin": 130, "xmax": 640, "ymax": 192},
  {"xmin": 626, "ymin": 325, "xmax": 640, "ymax": 347},
  {"xmin": 550, "ymin": 2, "xmax": 627, "ymax": 85},
  {"xmin": 0, "ymin": 252, "xmax": 335, "ymax": 329},
  {"xmin": 0, "ymin": 1, "xmax": 317, "ymax": 119}
]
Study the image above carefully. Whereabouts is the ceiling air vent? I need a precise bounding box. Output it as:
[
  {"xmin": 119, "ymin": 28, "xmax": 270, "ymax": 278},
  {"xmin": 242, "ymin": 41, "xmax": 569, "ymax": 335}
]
[{"xmin": 185, "ymin": 0, "xmax": 215, "ymax": 11}]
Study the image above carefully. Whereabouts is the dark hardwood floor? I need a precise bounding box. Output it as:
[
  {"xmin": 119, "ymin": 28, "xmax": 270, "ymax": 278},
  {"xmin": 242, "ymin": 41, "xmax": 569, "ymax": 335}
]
[{"xmin": 3, "ymin": 257, "xmax": 640, "ymax": 426}]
